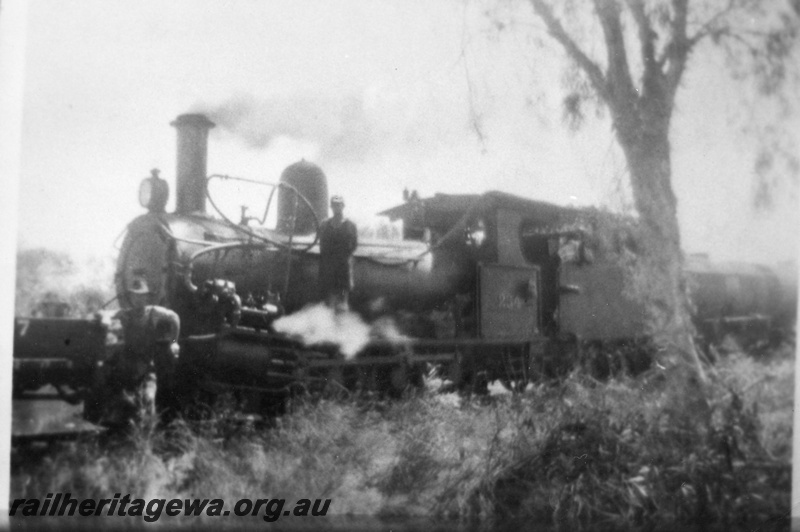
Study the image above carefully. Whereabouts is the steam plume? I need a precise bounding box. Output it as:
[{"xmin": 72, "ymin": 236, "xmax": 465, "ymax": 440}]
[{"xmin": 272, "ymin": 304, "xmax": 409, "ymax": 359}]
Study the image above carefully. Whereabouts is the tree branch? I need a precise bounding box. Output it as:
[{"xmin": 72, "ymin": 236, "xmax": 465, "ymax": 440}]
[
  {"xmin": 625, "ymin": 0, "xmax": 661, "ymax": 99},
  {"xmin": 625, "ymin": 0, "xmax": 656, "ymax": 67},
  {"xmin": 663, "ymin": 0, "xmax": 691, "ymax": 103},
  {"xmin": 685, "ymin": 0, "xmax": 736, "ymax": 48},
  {"xmin": 708, "ymin": 26, "xmax": 764, "ymax": 56},
  {"xmin": 528, "ymin": 0, "xmax": 609, "ymax": 100},
  {"xmin": 594, "ymin": 0, "xmax": 639, "ymax": 116}
]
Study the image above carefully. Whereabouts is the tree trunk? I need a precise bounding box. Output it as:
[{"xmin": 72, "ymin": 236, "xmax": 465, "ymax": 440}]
[
  {"xmin": 615, "ymin": 114, "xmax": 709, "ymax": 392},
  {"xmin": 527, "ymin": 0, "xmax": 712, "ymax": 402}
]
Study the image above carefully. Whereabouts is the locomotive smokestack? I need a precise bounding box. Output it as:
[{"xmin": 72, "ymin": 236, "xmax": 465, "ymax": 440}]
[{"xmin": 171, "ymin": 113, "xmax": 215, "ymax": 215}]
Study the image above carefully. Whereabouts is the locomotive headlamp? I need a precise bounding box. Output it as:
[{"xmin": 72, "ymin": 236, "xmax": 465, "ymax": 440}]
[{"xmin": 139, "ymin": 168, "xmax": 170, "ymax": 213}]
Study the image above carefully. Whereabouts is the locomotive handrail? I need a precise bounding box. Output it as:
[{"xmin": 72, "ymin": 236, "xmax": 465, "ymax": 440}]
[
  {"xmin": 207, "ymin": 174, "xmax": 484, "ymax": 268},
  {"xmin": 205, "ymin": 174, "xmax": 320, "ymax": 253}
]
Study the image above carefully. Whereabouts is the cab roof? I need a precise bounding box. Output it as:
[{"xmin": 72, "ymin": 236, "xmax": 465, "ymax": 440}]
[{"xmin": 379, "ymin": 190, "xmax": 585, "ymax": 228}]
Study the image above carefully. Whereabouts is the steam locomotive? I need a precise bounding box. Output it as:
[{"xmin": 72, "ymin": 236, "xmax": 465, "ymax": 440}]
[{"xmin": 13, "ymin": 113, "xmax": 796, "ymax": 434}]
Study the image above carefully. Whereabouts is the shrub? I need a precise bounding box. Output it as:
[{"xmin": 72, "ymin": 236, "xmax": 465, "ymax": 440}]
[{"xmin": 11, "ymin": 347, "xmax": 792, "ymax": 530}]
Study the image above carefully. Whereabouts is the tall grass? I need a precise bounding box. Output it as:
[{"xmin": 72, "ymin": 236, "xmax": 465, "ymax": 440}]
[{"xmin": 12, "ymin": 346, "xmax": 792, "ymax": 530}]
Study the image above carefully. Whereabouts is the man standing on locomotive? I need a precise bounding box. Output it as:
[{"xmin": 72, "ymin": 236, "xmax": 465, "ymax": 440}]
[{"xmin": 318, "ymin": 195, "xmax": 358, "ymax": 312}]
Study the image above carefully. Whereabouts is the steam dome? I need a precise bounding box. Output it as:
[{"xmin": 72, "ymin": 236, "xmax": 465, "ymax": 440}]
[{"xmin": 277, "ymin": 160, "xmax": 329, "ymax": 236}]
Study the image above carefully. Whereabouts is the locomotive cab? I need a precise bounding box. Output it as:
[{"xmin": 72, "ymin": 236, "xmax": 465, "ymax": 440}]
[{"xmin": 382, "ymin": 192, "xmax": 567, "ymax": 342}]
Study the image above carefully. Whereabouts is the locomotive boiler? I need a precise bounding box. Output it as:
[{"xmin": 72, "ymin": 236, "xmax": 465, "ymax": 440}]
[{"xmin": 121, "ymin": 115, "xmax": 487, "ymax": 321}]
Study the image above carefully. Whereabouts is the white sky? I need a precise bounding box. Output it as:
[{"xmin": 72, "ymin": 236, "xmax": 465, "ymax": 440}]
[{"xmin": 10, "ymin": 0, "xmax": 800, "ymax": 266}]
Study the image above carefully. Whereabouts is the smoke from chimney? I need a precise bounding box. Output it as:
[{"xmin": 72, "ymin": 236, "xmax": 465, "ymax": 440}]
[{"xmin": 191, "ymin": 93, "xmax": 388, "ymax": 163}]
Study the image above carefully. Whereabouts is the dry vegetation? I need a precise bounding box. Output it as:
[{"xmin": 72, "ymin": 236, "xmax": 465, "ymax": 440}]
[{"xmin": 11, "ymin": 343, "xmax": 793, "ymax": 531}]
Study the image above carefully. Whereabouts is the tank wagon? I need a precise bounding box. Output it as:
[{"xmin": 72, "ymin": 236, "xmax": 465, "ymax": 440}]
[
  {"xmin": 13, "ymin": 113, "xmax": 797, "ymax": 432},
  {"xmin": 685, "ymin": 255, "xmax": 796, "ymax": 348}
]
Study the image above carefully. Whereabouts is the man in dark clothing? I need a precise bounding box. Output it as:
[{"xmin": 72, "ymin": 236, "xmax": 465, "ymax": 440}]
[
  {"xmin": 85, "ymin": 304, "xmax": 180, "ymax": 428},
  {"xmin": 319, "ymin": 195, "xmax": 358, "ymax": 311}
]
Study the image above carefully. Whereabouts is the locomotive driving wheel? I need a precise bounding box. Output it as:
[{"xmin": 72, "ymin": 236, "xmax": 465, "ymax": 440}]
[{"xmin": 500, "ymin": 345, "xmax": 530, "ymax": 393}]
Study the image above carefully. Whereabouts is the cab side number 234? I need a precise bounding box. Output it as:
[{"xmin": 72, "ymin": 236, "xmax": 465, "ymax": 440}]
[{"xmin": 496, "ymin": 294, "xmax": 525, "ymax": 310}]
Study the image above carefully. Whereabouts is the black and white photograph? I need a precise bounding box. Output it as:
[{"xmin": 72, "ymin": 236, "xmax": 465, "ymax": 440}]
[{"xmin": 2, "ymin": 0, "xmax": 799, "ymax": 530}]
